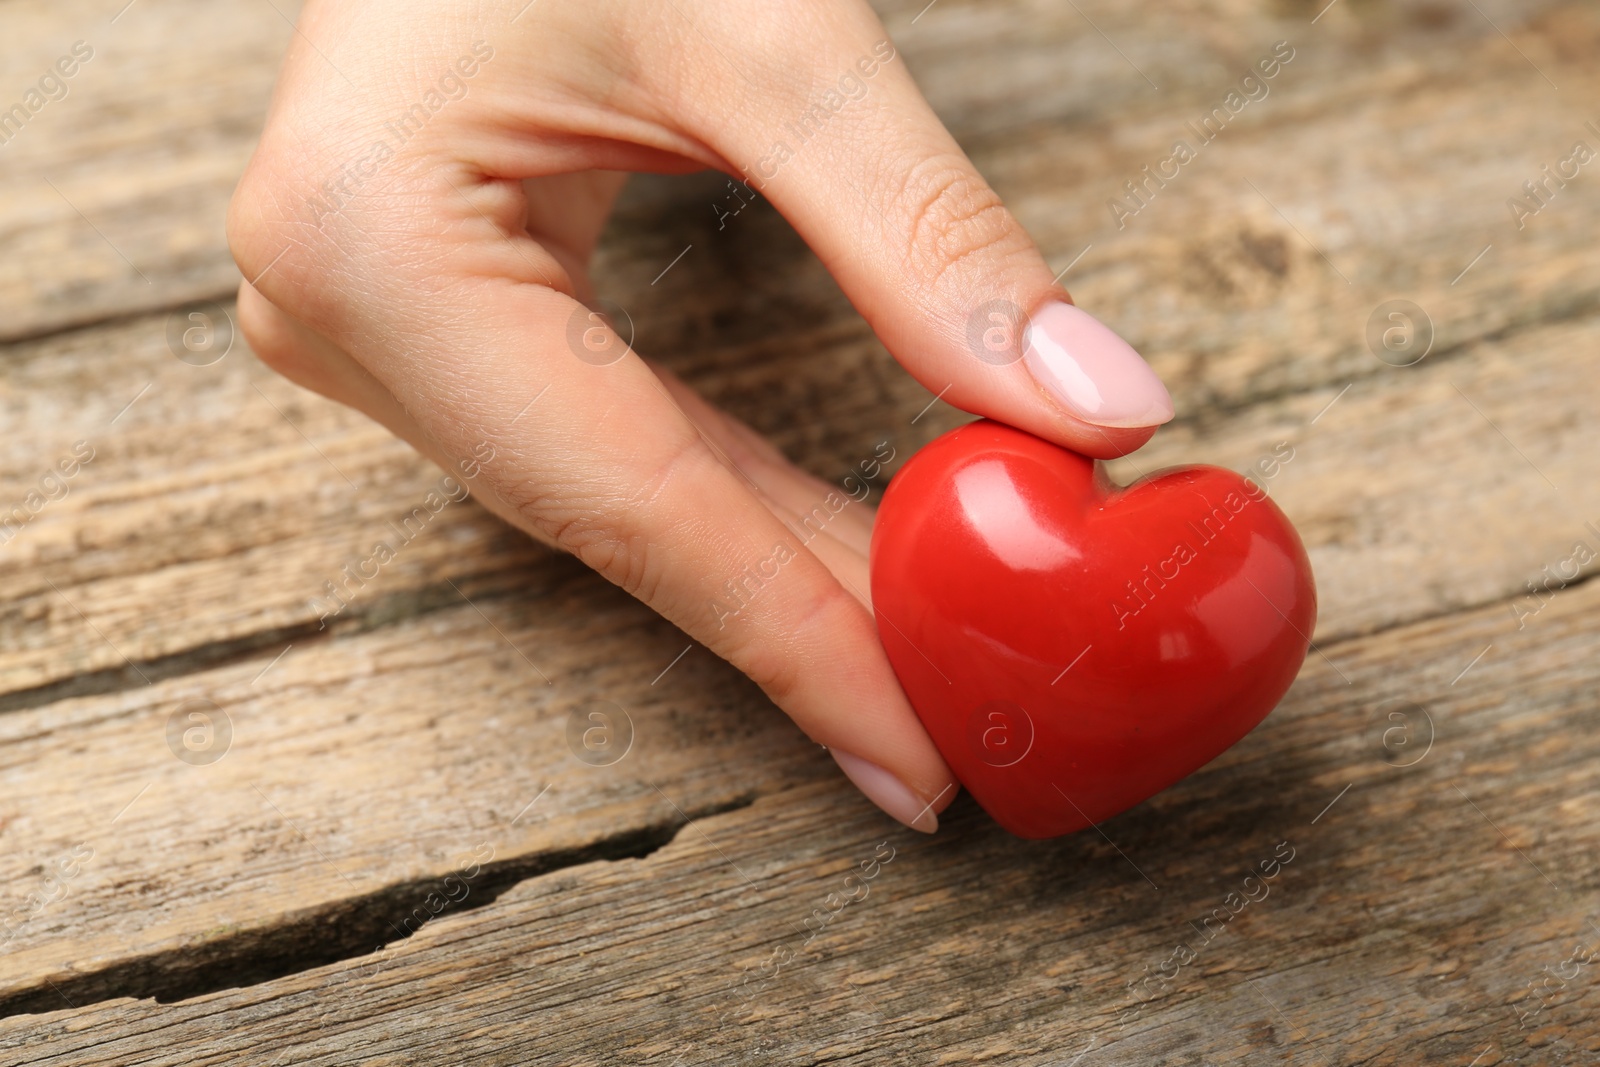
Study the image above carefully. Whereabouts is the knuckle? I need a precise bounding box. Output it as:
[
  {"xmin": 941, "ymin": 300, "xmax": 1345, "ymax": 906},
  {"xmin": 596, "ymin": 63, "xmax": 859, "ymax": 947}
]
[
  {"xmin": 226, "ymin": 151, "xmax": 344, "ymax": 320},
  {"xmin": 225, "ymin": 163, "xmax": 288, "ymax": 285},
  {"xmin": 729, "ymin": 579, "xmax": 863, "ymax": 711},
  {"xmin": 508, "ymin": 430, "xmax": 716, "ymax": 605},
  {"xmin": 233, "ymin": 286, "xmax": 338, "ymax": 396},
  {"xmin": 518, "ymin": 492, "xmax": 656, "ymax": 602},
  {"xmin": 229, "ymin": 130, "xmax": 558, "ymax": 335},
  {"xmin": 227, "ymin": 117, "xmax": 430, "ymax": 324},
  {"xmin": 896, "ymin": 156, "xmax": 1029, "ymax": 291},
  {"xmin": 569, "ymin": 526, "xmax": 659, "ymax": 602},
  {"xmin": 736, "ymin": 635, "xmax": 809, "ymax": 710}
]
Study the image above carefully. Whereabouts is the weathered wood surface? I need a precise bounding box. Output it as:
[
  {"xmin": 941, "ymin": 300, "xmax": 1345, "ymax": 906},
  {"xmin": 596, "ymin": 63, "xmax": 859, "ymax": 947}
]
[
  {"xmin": 2, "ymin": 308, "xmax": 1596, "ymax": 1020},
  {"xmin": 0, "ymin": 0, "xmax": 296, "ymax": 342},
  {"xmin": 4, "ymin": 0, "xmax": 1597, "ymax": 705},
  {"xmin": 3, "ymin": 0, "xmax": 1599, "ymax": 1063},
  {"xmin": 7, "ymin": 582, "xmax": 1600, "ymax": 1065},
  {"xmin": 4, "ymin": 297, "xmax": 1592, "ymax": 704}
]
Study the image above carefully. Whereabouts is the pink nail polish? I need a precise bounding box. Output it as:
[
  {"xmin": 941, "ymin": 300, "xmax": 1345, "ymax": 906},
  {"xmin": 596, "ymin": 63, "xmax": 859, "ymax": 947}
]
[
  {"xmin": 830, "ymin": 750, "xmax": 941, "ymax": 833},
  {"xmin": 1022, "ymin": 302, "xmax": 1174, "ymax": 428}
]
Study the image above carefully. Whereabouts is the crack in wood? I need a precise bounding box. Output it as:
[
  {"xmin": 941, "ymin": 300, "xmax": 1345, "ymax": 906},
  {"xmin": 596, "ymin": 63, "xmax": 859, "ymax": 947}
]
[{"xmin": 0, "ymin": 794, "xmax": 756, "ymax": 1019}]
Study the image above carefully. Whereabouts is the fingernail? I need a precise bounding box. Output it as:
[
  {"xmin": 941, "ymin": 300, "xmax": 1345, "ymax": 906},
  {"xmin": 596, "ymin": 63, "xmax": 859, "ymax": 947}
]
[
  {"xmin": 830, "ymin": 749, "xmax": 941, "ymax": 833},
  {"xmin": 1022, "ymin": 301, "xmax": 1174, "ymax": 428}
]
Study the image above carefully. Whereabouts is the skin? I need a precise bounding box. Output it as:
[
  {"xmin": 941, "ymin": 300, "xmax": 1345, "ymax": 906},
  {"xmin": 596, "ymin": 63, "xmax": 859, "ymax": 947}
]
[{"xmin": 228, "ymin": 0, "xmax": 1160, "ymax": 830}]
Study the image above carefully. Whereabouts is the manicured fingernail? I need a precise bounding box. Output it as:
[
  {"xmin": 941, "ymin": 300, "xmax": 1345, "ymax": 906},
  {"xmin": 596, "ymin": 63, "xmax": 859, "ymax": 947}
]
[
  {"xmin": 1022, "ymin": 301, "xmax": 1174, "ymax": 428},
  {"xmin": 830, "ymin": 749, "xmax": 941, "ymax": 833}
]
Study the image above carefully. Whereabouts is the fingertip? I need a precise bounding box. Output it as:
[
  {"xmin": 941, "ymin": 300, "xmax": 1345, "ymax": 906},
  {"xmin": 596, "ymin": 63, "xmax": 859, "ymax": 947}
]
[
  {"xmin": 1021, "ymin": 301, "xmax": 1174, "ymax": 432},
  {"xmin": 1057, "ymin": 420, "xmax": 1162, "ymax": 461},
  {"xmin": 831, "ymin": 748, "xmax": 958, "ymax": 834}
]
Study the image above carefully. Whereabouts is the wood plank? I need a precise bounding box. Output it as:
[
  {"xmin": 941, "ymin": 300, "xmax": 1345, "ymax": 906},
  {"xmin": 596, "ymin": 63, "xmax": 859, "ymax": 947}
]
[
  {"xmin": 0, "ymin": 314, "xmax": 548, "ymax": 702},
  {"xmin": 0, "ymin": 0, "xmax": 299, "ymax": 339},
  {"xmin": 1107, "ymin": 312, "xmax": 1600, "ymax": 643},
  {"xmin": 0, "ymin": 306, "xmax": 1593, "ymax": 1020},
  {"xmin": 4, "ymin": 295, "xmax": 1593, "ymax": 704},
  {"xmin": 4, "ymin": 1, "xmax": 1595, "ymax": 701},
  {"xmin": 3, "ymin": 0, "xmax": 1597, "ymax": 1058},
  {"xmin": 5, "ymin": 573, "xmax": 1596, "ymax": 1063},
  {"xmin": 611, "ymin": 0, "xmax": 1600, "ymax": 433},
  {"xmin": 2, "ymin": 0, "xmax": 1587, "ymax": 355},
  {"xmin": 0, "ymin": 569, "xmax": 829, "ymax": 1016}
]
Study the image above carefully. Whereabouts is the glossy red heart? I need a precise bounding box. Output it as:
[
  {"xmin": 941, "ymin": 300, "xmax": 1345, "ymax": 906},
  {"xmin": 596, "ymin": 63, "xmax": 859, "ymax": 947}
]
[{"xmin": 871, "ymin": 419, "xmax": 1315, "ymax": 839}]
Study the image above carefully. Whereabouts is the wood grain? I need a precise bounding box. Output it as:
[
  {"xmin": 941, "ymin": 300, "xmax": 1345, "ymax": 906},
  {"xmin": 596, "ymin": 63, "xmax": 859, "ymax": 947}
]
[
  {"xmin": 1, "ymin": 309, "xmax": 1593, "ymax": 1033},
  {"xmin": 607, "ymin": 0, "xmax": 1600, "ymax": 444},
  {"xmin": 3, "ymin": 298, "xmax": 1593, "ymax": 706},
  {"xmin": 5, "ymin": 573, "xmax": 1597, "ymax": 1064},
  {"xmin": 0, "ymin": 567, "xmax": 828, "ymax": 1015},
  {"xmin": 3, "ymin": 0, "xmax": 1597, "ymax": 1063},
  {"xmin": 1108, "ymin": 312, "xmax": 1600, "ymax": 643},
  {"xmin": 5, "ymin": 1, "xmax": 1595, "ymax": 705},
  {"xmin": 0, "ymin": 0, "xmax": 298, "ymax": 341},
  {"xmin": 0, "ymin": 316, "xmax": 548, "ymax": 702}
]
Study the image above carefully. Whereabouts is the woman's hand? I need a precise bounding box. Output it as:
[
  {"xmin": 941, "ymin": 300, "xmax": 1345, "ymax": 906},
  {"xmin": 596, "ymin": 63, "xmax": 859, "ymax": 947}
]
[{"xmin": 227, "ymin": 0, "xmax": 1173, "ymax": 832}]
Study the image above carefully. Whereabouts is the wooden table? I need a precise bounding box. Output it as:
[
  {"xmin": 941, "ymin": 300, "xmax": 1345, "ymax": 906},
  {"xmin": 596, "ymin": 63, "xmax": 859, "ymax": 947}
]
[{"xmin": 3, "ymin": 0, "xmax": 1598, "ymax": 1063}]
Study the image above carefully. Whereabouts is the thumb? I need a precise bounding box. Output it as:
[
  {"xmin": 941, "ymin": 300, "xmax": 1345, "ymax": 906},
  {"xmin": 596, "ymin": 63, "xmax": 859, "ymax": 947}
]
[{"xmin": 692, "ymin": 24, "xmax": 1173, "ymax": 457}]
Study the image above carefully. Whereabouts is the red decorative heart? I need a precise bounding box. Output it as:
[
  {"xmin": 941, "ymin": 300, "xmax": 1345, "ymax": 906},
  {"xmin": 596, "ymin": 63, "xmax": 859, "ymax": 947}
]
[{"xmin": 871, "ymin": 419, "xmax": 1315, "ymax": 839}]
